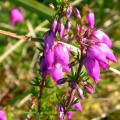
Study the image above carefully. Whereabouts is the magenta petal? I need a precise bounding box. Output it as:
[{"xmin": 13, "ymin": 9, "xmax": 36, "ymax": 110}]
[
  {"xmin": 83, "ymin": 57, "xmax": 100, "ymax": 83},
  {"xmin": 45, "ymin": 49, "xmax": 54, "ymax": 69},
  {"xmin": 66, "ymin": 111, "xmax": 73, "ymax": 119},
  {"xmin": 50, "ymin": 63, "xmax": 63, "ymax": 84},
  {"xmin": 44, "ymin": 31, "xmax": 55, "ymax": 53},
  {"xmin": 54, "ymin": 43, "xmax": 70, "ymax": 65},
  {"xmin": 98, "ymin": 43, "xmax": 117, "ymax": 62},
  {"xmin": 86, "ymin": 11, "xmax": 95, "ymax": 29}
]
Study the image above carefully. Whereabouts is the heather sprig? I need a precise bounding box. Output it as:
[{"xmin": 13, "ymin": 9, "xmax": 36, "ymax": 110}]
[{"xmin": 37, "ymin": 1, "xmax": 117, "ymax": 119}]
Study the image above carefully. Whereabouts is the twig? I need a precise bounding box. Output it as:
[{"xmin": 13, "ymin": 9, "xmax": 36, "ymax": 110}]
[
  {"xmin": 0, "ymin": 30, "xmax": 42, "ymax": 42},
  {"xmin": 0, "ymin": 20, "xmax": 49, "ymax": 63}
]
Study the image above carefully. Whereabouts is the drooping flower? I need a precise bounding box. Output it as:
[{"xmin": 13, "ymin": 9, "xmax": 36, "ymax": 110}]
[
  {"xmin": 10, "ymin": 8, "xmax": 24, "ymax": 26},
  {"xmin": 50, "ymin": 63, "xmax": 63, "ymax": 84},
  {"xmin": 87, "ymin": 44, "xmax": 108, "ymax": 64},
  {"xmin": 83, "ymin": 56, "xmax": 100, "ymax": 83},
  {"xmin": 54, "ymin": 43, "xmax": 70, "ymax": 66},
  {"xmin": 0, "ymin": 109, "xmax": 7, "ymax": 120},
  {"xmin": 86, "ymin": 11, "xmax": 95, "ymax": 29}
]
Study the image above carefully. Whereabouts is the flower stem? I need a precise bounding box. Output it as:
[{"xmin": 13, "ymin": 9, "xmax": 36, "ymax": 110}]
[{"xmin": 38, "ymin": 77, "xmax": 46, "ymax": 115}]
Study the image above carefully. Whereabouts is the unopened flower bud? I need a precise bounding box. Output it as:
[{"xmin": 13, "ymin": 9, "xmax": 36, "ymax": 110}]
[
  {"xmin": 57, "ymin": 22, "xmax": 65, "ymax": 38},
  {"xmin": 57, "ymin": 104, "xmax": 64, "ymax": 120},
  {"xmin": 69, "ymin": 82, "xmax": 76, "ymax": 89},
  {"xmin": 86, "ymin": 11, "xmax": 95, "ymax": 29},
  {"xmin": 51, "ymin": 19, "xmax": 57, "ymax": 32},
  {"xmin": 57, "ymin": 78, "xmax": 67, "ymax": 85},
  {"xmin": 49, "ymin": 3, "xmax": 55, "ymax": 9},
  {"xmin": 84, "ymin": 83, "xmax": 95, "ymax": 94},
  {"xmin": 66, "ymin": 6, "xmax": 72, "ymax": 19},
  {"xmin": 65, "ymin": 20, "xmax": 71, "ymax": 33},
  {"xmin": 77, "ymin": 88, "xmax": 85, "ymax": 100},
  {"xmin": 73, "ymin": 7, "xmax": 81, "ymax": 19},
  {"xmin": 76, "ymin": 24, "xmax": 80, "ymax": 34}
]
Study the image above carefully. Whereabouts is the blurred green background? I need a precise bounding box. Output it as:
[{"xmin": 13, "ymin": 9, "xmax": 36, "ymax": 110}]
[{"xmin": 0, "ymin": 0, "xmax": 120, "ymax": 120}]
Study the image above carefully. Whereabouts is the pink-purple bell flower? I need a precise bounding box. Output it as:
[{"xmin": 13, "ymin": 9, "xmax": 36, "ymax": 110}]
[
  {"xmin": 0, "ymin": 109, "xmax": 7, "ymax": 120},
  {"xmin": 10, "ymin": 8, "xmax": 24, "ymax": 26},
  {"xmin": 86, "ymin": 11, "xmax": 95, "ymax": 29},
  {"xmin": 54, "ymin": 43, "xmax": 70, "ymax": 65},
  {"xmin": 83, "ymin": 57, "xmax": 100, "ymax": 83},
  {"xmin": 87, "ymin": 44, "xmax": 108, "ymax": 64},
  {"xmin": 50, "ymin": 63, "xmax": 63, "ymax": 85},
  {"xmin": 44, "ymin": 31, "xmax": 55, "ymax": 53},
  {"xmin": 91, "ymin": 29, "xmax": 113, "ymax": 48}
]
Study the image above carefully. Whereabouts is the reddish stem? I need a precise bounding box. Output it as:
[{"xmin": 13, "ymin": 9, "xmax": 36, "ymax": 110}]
[{"xmin": 38, "ymin": 77, "xmax": 46, "ymax": 114}]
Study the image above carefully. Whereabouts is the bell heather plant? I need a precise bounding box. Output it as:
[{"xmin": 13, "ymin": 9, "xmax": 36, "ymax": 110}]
[
  {"xmin": 0, "ymin": 0, "xmax": 119, "ymax": 120},
  {"xmin": 32, "ymin": 0, "xmax": 118, "ymax": 119}
]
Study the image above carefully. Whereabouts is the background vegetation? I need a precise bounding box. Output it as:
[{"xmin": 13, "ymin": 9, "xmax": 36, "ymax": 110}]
[{"xmin": 0, "ymin": 0, "xmax": 120, "ymax": 119}]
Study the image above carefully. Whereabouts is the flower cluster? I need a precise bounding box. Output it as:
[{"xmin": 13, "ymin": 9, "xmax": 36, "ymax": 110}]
[{"xmin": 39, "ymin": 2, "xmax": 117, "ymax": 120}]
